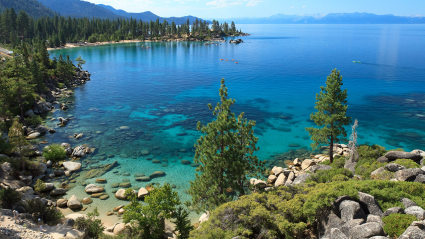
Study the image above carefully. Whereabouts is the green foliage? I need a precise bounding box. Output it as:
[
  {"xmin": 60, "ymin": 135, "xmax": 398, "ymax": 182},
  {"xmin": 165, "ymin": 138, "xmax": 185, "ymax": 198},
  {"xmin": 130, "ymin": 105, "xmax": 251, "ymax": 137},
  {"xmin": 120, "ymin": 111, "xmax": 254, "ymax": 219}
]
[
  {"xmin": 189, "ymin": 79, "xmax": 265, "ymax": 212},
  {"xmin": 382, "ymin": 213, "xmax": 416, "ymax": 238},
  {"xmin": 75, "ymin": 208, "xmax": 105, "ymax": 239},
  {"xmin": 8, "ymin": 118, "xmax": 28, "ymax": 156},
  {"xmin": 24, "ymin": 115, "xmax": 42, "ymax": 127},
  {"xmin": 191, "ymin": 180, "xmax": 425, "ymax": 239},
  {"xmin": 355, "ymin": 145, "xmax": 387, "ymax": 179},
  {"xmin": 0, "ymin": 133, "xmax": 12, "ymax": 155},
  {"xmin": 24, "ymin": 198, "xmax": 63, "ymax": 225},
  {"xmin": 76, "ymin": 56, "xmax": 86, "ymax": 70},
  {"xmin": 123, "ymin": 183, "xmax": 182, "ymax": 239},
  {"xmin": 42, "ymin": 144, "xmax": 67, "ymax": 163},
  {"xmin": 0, "ymin": 188, "xmax": 21, "ymax": 209},
  {"xmin": 393, "ymin": 158, "xmax": 420, "ymax": 169},
  {"xmin": 309, "ymin": 168, "xmax": 353, "ymax": 183},
  {"xmin": 306, "ymin": 69, "xmax": 351, "ymax": 163},
  {"xmin": 34, "ymin": 179, "xmax": 46, "ymax": 193},
  {"xmin": 173, "ymin": 207, "xmax": 194, "ymax": 239}
]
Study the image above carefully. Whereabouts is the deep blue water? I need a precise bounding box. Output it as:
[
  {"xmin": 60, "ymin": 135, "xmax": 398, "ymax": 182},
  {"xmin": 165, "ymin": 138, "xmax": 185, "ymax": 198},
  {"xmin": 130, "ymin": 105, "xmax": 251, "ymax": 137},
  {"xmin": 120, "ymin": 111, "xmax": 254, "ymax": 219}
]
[{"xmin": 48, "ymin": 24, "xmax": 425, "ymax": 213}]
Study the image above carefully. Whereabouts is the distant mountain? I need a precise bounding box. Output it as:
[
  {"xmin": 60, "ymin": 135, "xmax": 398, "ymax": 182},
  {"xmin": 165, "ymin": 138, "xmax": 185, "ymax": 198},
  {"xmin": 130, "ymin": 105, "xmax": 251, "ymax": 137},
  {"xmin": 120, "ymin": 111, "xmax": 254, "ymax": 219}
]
[
  {"xmin": 36, "ymin": 0, "xmax": 205, "ymax": 24},
  {"xmin": 0, "ymin": 0, "xmax": 55, "ymax": 18},
  {"xmin": 97, "ymin": 4, "xmax": 205, "ymax": 24},
  {"xmin": 38, "ymin": 0, "xmax": 117, "ymax": 19},
  {"xmin": 228, "ymin": 12, "xmax": 425, "ymax": 24}
]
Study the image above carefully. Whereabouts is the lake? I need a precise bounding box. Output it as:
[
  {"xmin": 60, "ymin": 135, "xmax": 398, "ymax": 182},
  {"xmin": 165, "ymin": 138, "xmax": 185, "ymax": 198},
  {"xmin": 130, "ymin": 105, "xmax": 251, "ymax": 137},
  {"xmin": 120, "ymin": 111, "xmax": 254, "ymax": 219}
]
[{"xmin": 48, "ymin": 24, "xmax": 425, "ymax": 219}]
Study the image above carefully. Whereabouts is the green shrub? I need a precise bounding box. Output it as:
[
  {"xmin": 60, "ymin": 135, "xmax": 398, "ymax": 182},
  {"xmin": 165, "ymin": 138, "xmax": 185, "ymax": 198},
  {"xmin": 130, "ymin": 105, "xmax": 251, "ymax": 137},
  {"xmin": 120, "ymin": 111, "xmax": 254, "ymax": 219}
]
[
  {"xmin": 25, "ymin": 115, "xmax": 42, "ymax": 127},
  {"xmin": 0, "ymin": 134, "xmax": 12, "ymax": 155},
  {"xmin": 75, "ymin": 208, "xmax": 104, "ymax": 239},
  {"xmin": 370, "ymin": 170, "xmax": 395, "ymax": 180},
  {"xmin": 355, "ymin": 145, "xmax": 387, "ymax": 179},
  {"xmin": 190, "ymin": 180, "xmax": 425, "ymax": 239},
  {"xmin": 173, "ymin": 206, "xmax": 193, "ymax": 239},
  {"xmin": 43, "ymin": 144, "xmax": 67, "ymax": 162},
  {"xmin": 24, "ymin": 198, "xmax": 63, "ymax": 225},
  {"xmin": 34, "ymin": 179, "xmax": 46, "ymax": 193},
  {"xmin": 393, "ymin": 159, "xmax": 420, "ymax": 169},
  {"xmin": 383, "ymin": 213, "xmax": 416, "ymax": 238},
  {"xmin": 0, "ymin": 188, "xmax": 21, "ymax": 209},
  {"xmin": 309, "ymin": 168, "xmax": 353, "ymax": 183}
]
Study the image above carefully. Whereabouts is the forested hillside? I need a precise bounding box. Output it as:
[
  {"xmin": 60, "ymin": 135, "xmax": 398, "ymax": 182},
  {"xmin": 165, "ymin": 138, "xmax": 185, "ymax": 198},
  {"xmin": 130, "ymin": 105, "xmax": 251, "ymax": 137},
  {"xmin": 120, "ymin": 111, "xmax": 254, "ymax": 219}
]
[
  {"xmin": 38, "ymin": 0, "xmax": 117, "ymax": 19},
  {"xmin": 0, "ymin": 0, "xmax": 54, "ymax": 18},
  {"xmin": 0, "ymin": 9, "xmax": 241, "ymax": 48}
]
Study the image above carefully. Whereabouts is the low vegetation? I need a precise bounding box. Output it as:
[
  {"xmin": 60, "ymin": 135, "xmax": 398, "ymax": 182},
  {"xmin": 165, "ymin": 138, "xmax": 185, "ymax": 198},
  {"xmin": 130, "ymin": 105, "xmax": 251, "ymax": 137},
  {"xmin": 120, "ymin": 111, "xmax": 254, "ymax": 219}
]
[
  {"xmin": 382, "ymin": 213, "xmax": 417, "ymax": 238},
  {"xmin": 0, "ymin": 188, "xmax": 21, "ymax": 209},
  {"xmin": 42, "ymin": 144, "xmax": 67, "ymax": 163},
  {"xmin": 24, "ymin": 198, "xmax": 63, "ymax": 225},
  {"xmin": 75, "ymin": 208, "xmax": 105, "ymax": 239},
  {"xmin": 191, "ymin": 180, "xmax": 425, "ymax": 239}
]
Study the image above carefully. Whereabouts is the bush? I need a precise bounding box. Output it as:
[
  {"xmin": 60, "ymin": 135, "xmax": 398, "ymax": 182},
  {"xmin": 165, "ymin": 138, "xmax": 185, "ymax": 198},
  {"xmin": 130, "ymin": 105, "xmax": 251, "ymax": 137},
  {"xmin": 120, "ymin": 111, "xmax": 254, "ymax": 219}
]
[
  {"xmin": 0, "ymin": 134, "xmax": 12, "ymax": 155},
  {"xmin": 34, "ymin": 179, "xmax": 46, "ymax": 193},
  {"xmin": 173, "ymin": 206, "xmax": 193, "ymax": 239},
  {"xmin": 0, "ymin": 188, "xmax": 21, "ymax": 209},
  {"xmin": 190, "ymin": 180, "xmax": 425, "ymax": 239},
  {"xmin": 24, "ymin": 198, "xmax": 63, "ymax": 225},
  {"xmin": 75, "ymin": 208, "xmax": 104, "ymax": 239},
  {"xmin": 309, "ymin": 168, "xmax": 353, "ymax": 183},
  {"xmin": 355, "ymin": 145, "xmax": 387, "ymax": 179},
  {"xmin": 25, "ymin": 115, "xmax": 42, "ymax": 127},
  {"xmin": 382, "ymin": 213, "xmax": 416, "ymax": 238},
  {"xmin": 393, "ymin": 159, "xmax": 420, "ymax": 169},
  {"xmin": 43, "ymin": 144, "xmax": 67, "ymax": 163}
]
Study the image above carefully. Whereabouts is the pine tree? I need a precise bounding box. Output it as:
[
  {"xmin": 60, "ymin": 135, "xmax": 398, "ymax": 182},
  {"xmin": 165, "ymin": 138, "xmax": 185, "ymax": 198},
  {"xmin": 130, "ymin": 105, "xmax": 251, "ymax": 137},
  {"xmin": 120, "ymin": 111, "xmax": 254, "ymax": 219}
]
[
  {"xmin": 306, "ymin": 69, "xmax": 351, "ymax": 163},
  {"xmin": 189, "ymin": 79, "xmax": 264, "ymax": 212}
]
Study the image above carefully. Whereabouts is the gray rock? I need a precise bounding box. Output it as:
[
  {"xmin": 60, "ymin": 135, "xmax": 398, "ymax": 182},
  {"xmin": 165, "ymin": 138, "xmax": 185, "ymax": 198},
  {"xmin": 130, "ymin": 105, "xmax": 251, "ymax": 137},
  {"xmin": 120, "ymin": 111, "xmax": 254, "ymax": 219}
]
[
  {"xmin": 292, "ymin": 173, "xmax": 311, "ymax": 185},
  {"xmin": 340, "ymin": 219, "xmax": 364, "ymax": 236},
  {"xmin": 50, "ymin": 188, "xmax": 67, "ymax": 196},
  {"xmin": 339, "ymin": 200, "xmax": 365, "ymax": 222},
  {"xmin": 385, "ymin": 151, "xmax": 423, "ymax": 162},
  {"xmin": 271, "ymin": 166, "xmax": 284, "ymax": 175},
  {"xmin": 71, "ymin": 145, "xmax": 87, "ymax": 157},
  {"xmin": 84, "ymin": 184, "xmax": 105, "ymax": 194},
  {"xmin": 67, "ymin": 195, "xmax": 82, "ymax": 210},
  {"xmin": 367, "ymin": 214, "xmax": 383, "ymax": 226},
  {"xmin": 399, "ymin": 225, "xmax": 425, "ymax": 239},
  {"xmin": 274, "ymin": 173, "xmax": 286, "ymax": 187},
  {"xmin": 358, "ymin": 192, "xmax": 383, "ymax": 216},
  {"xmin": 402, "ymin": 198, "xmax": 418, "ymax": 208},
  {"xmin": 138, "ymin": 187, "xmax": 149, "ymax": 199},
  {"xmin": 385, "ymin": 163, "xmax": 405, "ymax": 172},
  {"xmin": 115, "ymin": 189, "xmax": 127, "ymax": 200},
  {"xmin": 26, "ymin": 132, "xmax": 41, "ymax": 140},
  {"xmin": 309, "ymin": 164, "xmax": 332, "ymax": 173},
  {"xmin": 395, "ymin": 168, "xmax": 424, "ymax": 181},
  {"xmin": 383, "ymin": 207, "xmax": 404, "ymax": 217},
  {"xmin": 377, "ymin": 156, "xmax": 389, "ymax": 163},
  {"xmin": 370, "ymin": 167, "xmax": 386, "ymax": 178},
  {"xmin": 414, "ymin": 174, "xmax": 425, "ymax": 183},
  {"xmin": 33, "ymin": 100, "xmax": 52, "ymax": 114},
  {"xmin": 330, "ymin": 228, "xmax": 348, "ymax": 239},
  {"xmin": 319, "ymin": 211, "xmax": 344, "ymax": 238},
  {"xmin": 349, "ymin": 222, "xmax": 385, "ymax": 239},
  {"xmin": 57, "ymin": 199, "xmax": 68, "ymax": 208},
  {"xmin": 369, "ymin": 237, "xmax": 389, "ymax": 239},
  {"xmin": 285, "ymin": 171, "xmax": 295, "ymax": 185},
  {"xmin": 63, "ymin": 161, "xmax": 82, "ymax": 172},
  {"xmin": 405, "ymin": 206, "xmax": 425, "ymax": 220}
]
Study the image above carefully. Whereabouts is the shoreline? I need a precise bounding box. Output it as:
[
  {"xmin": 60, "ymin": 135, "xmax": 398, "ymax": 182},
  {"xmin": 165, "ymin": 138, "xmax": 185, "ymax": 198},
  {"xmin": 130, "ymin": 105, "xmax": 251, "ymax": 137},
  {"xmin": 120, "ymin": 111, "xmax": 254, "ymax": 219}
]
[{"xmin": 46, "ymin": 37, "xmax": 232, "ymax": 51}]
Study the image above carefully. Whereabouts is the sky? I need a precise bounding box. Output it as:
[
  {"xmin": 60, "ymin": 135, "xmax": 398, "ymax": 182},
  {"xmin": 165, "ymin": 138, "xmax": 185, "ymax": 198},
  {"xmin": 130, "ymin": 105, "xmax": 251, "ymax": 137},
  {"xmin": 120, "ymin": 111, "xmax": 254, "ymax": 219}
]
[{"xmin": 84, "ymin": 0, "xmax": 425, "ymax": 18}]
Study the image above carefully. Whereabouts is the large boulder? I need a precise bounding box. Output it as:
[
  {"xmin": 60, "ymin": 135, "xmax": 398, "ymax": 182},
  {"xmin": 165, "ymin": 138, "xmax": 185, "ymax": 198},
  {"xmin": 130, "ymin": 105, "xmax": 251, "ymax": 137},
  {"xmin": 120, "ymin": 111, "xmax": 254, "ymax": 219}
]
[
  {"xmin": 385, "ymin": 163, "xmax": 405, "ymax": 172},
  {"xmin": 301, "ymin": 159, "xmax": 315, "ymax": 170},
  {"xmin": 319, "ymin": 211, "xmax": 344, "ymax": 238},
  {"xmin": 50, "ymin": 188, "xmax": 67, "ymax": 196},
  {"xmin": 71, "ymin": 145, "xmax": 88, "ymax": 158},
  {"xmin": 330, "ymin": 228, "xmax": 348, "ymax": 239},
  {"xmin": 57, "ymin": 199, "xmax": 68, "ymax": 208},
  {"xmin": 292, "ymin": 173, "xmax": 311, "ymax": 185},
  {"xmin": 113, "ymin": 223, "xmax": 126, "ymax": 235},
  {"xmin": 84, "ymin": 184, "xmax": 105, "ymax": 194},
  {"xmin": 67, "ymin": 195, "xmax": 82, "ymax": 211},
  {"xmin": 405, "ymin": 206, "xmax": 425, "ymax": 220},
  {"xmin": 339, "ymin": 200, "xmax": 366, "ymax": 222},
  {"xmin": 383, "ymin": 207, "xmax": 404, "ymax": 217},
  {"xmin": 271, "ymin": 166, "xmax": 284, "ymax": 175},
  {"xmin": 348, "ymin": 222, "xmax": 385, "ymax": 239},
  {"xmin": 309, "ymin": 164, "xmax": 332, "ymax": 173},
  {"xmin": 395, "ymin": 168, "xmax": 423, "ymax": 181},
  {"xmin": 26, "ymin": 132, "xmax": 41, "ymax": 140},
  {"xmin": 399, "ymin": 223, "xmax": 425, "ymax": 239},
  {"xmin": 33, "ymin": 100, "xmax": 52, "ymax": 115},
  {"xmin": 138, "ymin": 187, "xmax": 149, "ymax": 199},
  {"xmin": 115, "ymin": 189, "xmax": 127, "ymax": 200},
  {"xmin": 358, "ymin": 192, "xmax": 383, "ymax": 216},
  {"xmin": 274, "ymin": 173, "xmax": 286, "ymax": 187},
  {"xmin": 402, "ymin": 198, "xmax": 418, "ymax": 208},
  {"xmin": 384, "ymin": 151, "xmax": 423, "ymax": 163},
  {"xmin": 63, "ymin": 161, "xmax": 82, "ymax": 172}
]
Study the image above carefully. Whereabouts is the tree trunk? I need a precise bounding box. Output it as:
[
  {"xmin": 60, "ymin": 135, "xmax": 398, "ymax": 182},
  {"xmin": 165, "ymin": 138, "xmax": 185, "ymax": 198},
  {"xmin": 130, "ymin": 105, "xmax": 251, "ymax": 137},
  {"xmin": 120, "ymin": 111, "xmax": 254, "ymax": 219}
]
[{"xmin": 329, "ymin": 134, "xmax": 334, "ymax": 164}]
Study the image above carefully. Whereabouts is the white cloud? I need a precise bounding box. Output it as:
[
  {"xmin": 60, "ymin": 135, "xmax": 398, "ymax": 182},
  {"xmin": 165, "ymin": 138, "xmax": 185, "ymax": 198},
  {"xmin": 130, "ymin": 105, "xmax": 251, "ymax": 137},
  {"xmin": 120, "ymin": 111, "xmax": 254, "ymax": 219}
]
[{"xmin": 206, "ymin": 0, "xmax": 261, "ymax": 8}]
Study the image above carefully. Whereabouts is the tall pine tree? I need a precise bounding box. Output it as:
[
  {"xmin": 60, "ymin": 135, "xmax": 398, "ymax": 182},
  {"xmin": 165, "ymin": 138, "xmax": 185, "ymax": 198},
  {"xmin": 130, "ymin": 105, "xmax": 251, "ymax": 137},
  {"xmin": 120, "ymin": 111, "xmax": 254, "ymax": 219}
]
[
  {"xmin": 306, "ymin": 69, "xmax": 351, "ymax": 163},
  {"xmin": 189, "ymin": 79, "xmax": 264, "ymax": 212}
]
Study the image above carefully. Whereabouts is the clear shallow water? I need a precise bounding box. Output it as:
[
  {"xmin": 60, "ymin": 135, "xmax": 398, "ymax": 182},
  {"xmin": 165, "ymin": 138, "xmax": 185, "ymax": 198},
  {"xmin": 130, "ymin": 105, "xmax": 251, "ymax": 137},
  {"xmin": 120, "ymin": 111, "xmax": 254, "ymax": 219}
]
[{"xmin": 47, "ymin": 24, "xmax": 425, "ymax": 217}]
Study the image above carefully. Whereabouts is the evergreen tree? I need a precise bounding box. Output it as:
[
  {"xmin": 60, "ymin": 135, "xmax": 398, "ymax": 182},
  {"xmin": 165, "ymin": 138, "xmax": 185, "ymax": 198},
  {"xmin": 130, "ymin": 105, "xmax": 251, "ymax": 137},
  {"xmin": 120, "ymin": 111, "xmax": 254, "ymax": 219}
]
[
  {"xmin": 8, "ymin": 118, "xmax": 28, "ymax": 158},
  {"xmin": 189, "ymin": 79, "xmax": 264, "ymax": 212},
  {"xmin": 306, "ymin": 69, "xmax": 351, "ymax": 163}
]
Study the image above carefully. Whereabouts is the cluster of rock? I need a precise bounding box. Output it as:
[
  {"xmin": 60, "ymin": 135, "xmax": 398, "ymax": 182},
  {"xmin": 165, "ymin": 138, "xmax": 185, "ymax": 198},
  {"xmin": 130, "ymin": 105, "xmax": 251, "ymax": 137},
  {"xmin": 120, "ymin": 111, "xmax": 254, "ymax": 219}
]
[
  {"xmin": 229, "ymin": 39, "xmax": 243, "ymax": 44},
  {"xmin": 250, "ymin": 154, "xmax": 332, "ymax": 190},
  {"xmin": 321, "ymin": 192, "xmax": 425, "ymax": 239}
]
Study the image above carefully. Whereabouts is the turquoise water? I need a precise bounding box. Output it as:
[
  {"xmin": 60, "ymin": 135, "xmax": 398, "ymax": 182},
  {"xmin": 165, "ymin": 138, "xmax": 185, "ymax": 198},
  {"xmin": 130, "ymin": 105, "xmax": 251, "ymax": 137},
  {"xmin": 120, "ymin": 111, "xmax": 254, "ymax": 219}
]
[{"xmin": 47, "ymin": 24, "xmax": 425, "ymax": 216}]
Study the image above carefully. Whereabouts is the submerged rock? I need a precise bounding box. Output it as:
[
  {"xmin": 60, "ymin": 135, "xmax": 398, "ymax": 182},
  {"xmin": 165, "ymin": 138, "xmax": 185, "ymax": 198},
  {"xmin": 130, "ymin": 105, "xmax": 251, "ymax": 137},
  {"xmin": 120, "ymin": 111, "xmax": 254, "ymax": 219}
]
[
  {"xmin": 63, "ymin": 161, "xmax": 82, "ymax": 172},
  {"xmin": 82, "ymin": 161, "xmax": 118, "ymax": 179},
  {"xmin": 85, "ymin": 184, "xmax": 105, "ymax": 194},
  {"xmin": 150, "ymin": 171, "xmax": 166, "ymax": 178}
]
